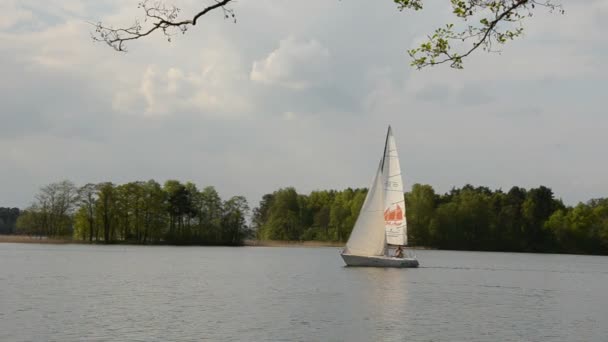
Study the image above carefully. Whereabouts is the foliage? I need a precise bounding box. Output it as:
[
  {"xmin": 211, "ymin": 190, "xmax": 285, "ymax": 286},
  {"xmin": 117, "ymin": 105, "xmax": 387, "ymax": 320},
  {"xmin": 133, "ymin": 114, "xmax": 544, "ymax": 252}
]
[
  {"xmin": 8, "ymin": 180, "xmax": 608, "ymax": 254},
  {"xmin": 0, "ymin": 207, "xmax": 20, "ymax": 234},
  {"xmin": 14, "ymin": 179, "xmax": 249, "ymax": 245},
  {"xmin": 15, "ymin": 180, "xmax": 78, "ymax": 237},
  {"xmin": 255, "ymin": 187, "xmax": 367, "ymax": 243},
  {"xmin": 92, "ymin": 0, "xmax": 563, "ymax": 69},
  {"xmin": 397, "ymin": 0, "xmax": 564, "ymax": 69},
  {"xmin": 253, "ymin": 184, "xmax": 608, "ymax": 255}
]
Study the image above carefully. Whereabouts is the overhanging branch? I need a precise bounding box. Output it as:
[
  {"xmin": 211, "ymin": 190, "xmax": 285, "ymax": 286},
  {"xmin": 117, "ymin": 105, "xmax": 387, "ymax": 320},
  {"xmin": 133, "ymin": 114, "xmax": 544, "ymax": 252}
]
[{"xmin": 91, "ymin": 0, "xmax": 235, "ymax": 52}]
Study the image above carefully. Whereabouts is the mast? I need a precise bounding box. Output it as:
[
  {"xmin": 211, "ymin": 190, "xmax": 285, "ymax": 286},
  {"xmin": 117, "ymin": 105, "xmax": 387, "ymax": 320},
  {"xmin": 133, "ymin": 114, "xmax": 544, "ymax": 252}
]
[{"xmin": 380, "ymin": 125, "xmax": 392, "ymax": 172}]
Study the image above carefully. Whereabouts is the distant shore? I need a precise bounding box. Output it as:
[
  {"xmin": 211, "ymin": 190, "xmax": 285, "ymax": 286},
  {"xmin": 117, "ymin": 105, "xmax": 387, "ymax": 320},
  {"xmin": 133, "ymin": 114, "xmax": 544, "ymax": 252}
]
[
  {"xmin": 0, "ymin": 235, "xmax": 346, "ymax": 247},
  {"xmin": 0, "ymin": 235, "xmax": 343, "ymax": 247},
  {"xmin": 0, "ymin": 235, "xmax": 82, "ymax": 244},
  {"xmin": 243, "ymin": 239, "xmax": 345, "ymax": 248},
  {"xmin": 0, "ymin": 235, "xmax": 436, "ymax": 250}
]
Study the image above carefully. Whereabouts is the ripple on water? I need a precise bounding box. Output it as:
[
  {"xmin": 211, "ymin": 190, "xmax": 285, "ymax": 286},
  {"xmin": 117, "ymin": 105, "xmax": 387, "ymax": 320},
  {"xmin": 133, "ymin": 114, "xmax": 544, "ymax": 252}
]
[{"xmin": 0, "ymin": 245, "xmax": 607, "ymax": 341}]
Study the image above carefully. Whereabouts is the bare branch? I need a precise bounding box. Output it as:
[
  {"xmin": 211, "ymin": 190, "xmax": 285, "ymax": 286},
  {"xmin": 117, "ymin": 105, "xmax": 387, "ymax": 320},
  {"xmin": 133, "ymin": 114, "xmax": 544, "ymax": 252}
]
[{"xmin": 91, "ymin": 0, "xmax": 235, "ymax": 52}]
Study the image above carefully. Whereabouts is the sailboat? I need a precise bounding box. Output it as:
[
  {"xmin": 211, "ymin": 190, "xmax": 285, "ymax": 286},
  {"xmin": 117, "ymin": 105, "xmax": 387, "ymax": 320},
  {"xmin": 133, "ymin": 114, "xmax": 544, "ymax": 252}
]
[{"xmin": 340, "ymin": 126, "xmax": 419, "ymax": 268}]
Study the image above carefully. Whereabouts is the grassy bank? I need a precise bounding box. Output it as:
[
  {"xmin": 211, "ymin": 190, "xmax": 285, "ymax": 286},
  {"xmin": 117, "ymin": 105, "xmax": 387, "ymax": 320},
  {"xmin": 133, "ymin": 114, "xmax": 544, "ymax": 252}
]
[
  {"xmin": 0, "ymin": 235, "xmax": 81, "ymax": 244},
  {"xmin": 0, "ymin": 235, "xmax": 345, "ymax": 247},
  {"xmin": 244, "ymin": 239, "xmax": 345, "ymax": 248},
  {"xmin": 0, "ymin": 235, "xmax": 429, "ymax": 249}
]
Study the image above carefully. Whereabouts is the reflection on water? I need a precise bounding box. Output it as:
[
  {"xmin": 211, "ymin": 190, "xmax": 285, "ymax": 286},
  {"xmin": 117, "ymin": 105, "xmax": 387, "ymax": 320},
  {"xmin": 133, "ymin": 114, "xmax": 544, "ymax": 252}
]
[{"xmin": 1, "ymin": 244, "xmax": 607, "ymax": 341}]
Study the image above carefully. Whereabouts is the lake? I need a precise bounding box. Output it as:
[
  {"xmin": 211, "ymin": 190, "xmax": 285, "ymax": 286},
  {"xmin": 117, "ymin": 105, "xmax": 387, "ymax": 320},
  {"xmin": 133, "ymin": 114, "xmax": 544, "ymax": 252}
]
[{"xmin": 1, "ymin": 243, "xmax": 607, "ymax": 341}]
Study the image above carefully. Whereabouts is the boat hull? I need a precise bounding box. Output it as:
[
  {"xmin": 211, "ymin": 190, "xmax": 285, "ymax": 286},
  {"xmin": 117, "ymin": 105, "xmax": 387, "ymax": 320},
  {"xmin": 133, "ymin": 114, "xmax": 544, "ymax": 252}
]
[{"xmin": 341, "ymin": 253, "xmax": 419, "ymax": 268}]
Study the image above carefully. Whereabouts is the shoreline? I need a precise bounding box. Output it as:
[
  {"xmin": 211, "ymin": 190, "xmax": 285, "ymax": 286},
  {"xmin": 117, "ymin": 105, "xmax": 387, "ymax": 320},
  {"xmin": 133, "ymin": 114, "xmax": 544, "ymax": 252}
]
[
  {"xmin": 243, "ymin": 239, "xmax": 345, "ymax": 248},
  {"xmin": 0, "ymin": 234, "xmax": 429, "ymax": 250},
  {"xmin": 0, "ymin": 235, "xmax": 83, "ymax": 244},
  {"xmin": 2, "ymin": 235, "xmax": 600, "ymax": 255},
  {"xmin": 0, "ymin": 235, "xmax": 347, "ymax": 247}
]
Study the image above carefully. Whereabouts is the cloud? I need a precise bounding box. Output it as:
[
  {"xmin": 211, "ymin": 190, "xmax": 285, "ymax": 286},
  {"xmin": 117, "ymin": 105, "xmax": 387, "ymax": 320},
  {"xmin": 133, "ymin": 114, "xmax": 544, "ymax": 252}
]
[
  {"xmin": 0, "ymin": 1, "xmax": 33, "ymax": 30},
  {"xmin": 250, "ymin": 36, "xmax": 330, "ymax": 89},
  {"xmin": 111, "ymin": 39, "xmax": 252, "ymax": 117},
  {"xmin": 1, "ymin": 0, "xmax": 608, "ymax": 209}
]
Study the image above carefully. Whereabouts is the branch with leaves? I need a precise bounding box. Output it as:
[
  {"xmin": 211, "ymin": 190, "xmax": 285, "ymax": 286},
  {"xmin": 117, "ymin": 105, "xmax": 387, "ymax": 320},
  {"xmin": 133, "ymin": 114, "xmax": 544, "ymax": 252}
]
[
  {"xmin": 92, "ymin": 0, "xmax": 563, "ymax": 69},
  {"xmin": 397, "ymin": 0, "xmax": 564, "ymax": 69},
  {"xmin": 91, "ymin": 0, "xmax": 235, "ymax": 52}
]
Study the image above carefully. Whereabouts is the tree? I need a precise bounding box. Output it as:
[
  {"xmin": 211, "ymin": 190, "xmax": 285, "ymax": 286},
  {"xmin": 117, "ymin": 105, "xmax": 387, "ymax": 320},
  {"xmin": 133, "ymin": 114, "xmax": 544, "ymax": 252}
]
[
  {"xmin": 163, "ymin": 180, "xmax": 196, "ymax": 242},
  {"xmin": 197, "ymin": 186, "xmax": 223, "ymax": 242},
  {"xmin": 259, "ymin": 188, "xmax": 301, "ymax": 240},
  {"xmin": 92, "ymin": 0, "xmax": 563, "ymax": 69},
  {"xmin": 16, "ymin": 210, "xmax": 44, "ymax": 237},
  {"xmin": 141, "ymin": 179, "xmax": 167, "ymax": 243},
  {"xmin": 405, "ymin": 184, "xmax": 436, "ymax": 246},
  {"xmin": 308, "ymin": 191, "xmax": 332, "ymax": 237},
  {"xmin": 26, "ymin": 180, "xmax": 78, "ymax": 237},
  {"xmin": 96, "ymin": 182, "xmax": 117, "ymax": 243},
  {"xmin": 221, "ymin": 196, "xmax": 250, "ymax": 245},
  {"xmin": 0, "ymin": 207, "xmax": 20, "ymax": 234},
  {"xmin": 521, "ymin": 186, "xmax": 563, "ymax": 251},
  {"xmin": 252, "ymin": 193, "xmax": 274, "ymax": 238},
  {"xmin": 329, "ymin": 191, "xmax": 353, "ymax": 242},
  {"xmin": 78, "ymin": 183, "xmax": 98, "ymax": 242},
  {"xmin": 73, "ymin": 206, "xmax": 92, "ymax": 240}
]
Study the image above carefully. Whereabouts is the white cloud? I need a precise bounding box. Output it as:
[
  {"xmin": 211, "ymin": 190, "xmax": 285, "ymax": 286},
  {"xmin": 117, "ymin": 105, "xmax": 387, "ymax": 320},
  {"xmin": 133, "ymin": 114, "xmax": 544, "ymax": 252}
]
[
  {"xmin": 0, "ymin": 1, "xmax": 33, "ymax": 30},
  {"xmin": 113, "ymin": 63, "xmax": 251, "ymax": 117},
  {"xmin": 250, "ymin": 36, "xmax": 330, "ymax": 89},
  {"xmin": 1, "ymin": 0, "xmax": 607, "ymax": 208},
  {"xmin": 110, "ymin": 36, "xmax": 252, "ymax": 117}
]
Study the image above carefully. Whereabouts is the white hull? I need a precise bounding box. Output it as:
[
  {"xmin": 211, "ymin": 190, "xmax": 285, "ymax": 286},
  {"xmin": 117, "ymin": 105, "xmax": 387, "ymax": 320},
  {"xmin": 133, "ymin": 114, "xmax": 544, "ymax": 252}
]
[{"xmin": 341, "ymin": 253, "xmax": 419, "ymax": 268}]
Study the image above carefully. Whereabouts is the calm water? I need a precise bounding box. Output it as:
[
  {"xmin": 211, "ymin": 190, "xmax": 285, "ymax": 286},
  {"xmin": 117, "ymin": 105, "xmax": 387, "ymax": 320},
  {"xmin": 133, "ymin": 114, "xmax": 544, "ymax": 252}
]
[{"xmin": 1, "ymin": 244, "xmax": 607, "ymax": 341}]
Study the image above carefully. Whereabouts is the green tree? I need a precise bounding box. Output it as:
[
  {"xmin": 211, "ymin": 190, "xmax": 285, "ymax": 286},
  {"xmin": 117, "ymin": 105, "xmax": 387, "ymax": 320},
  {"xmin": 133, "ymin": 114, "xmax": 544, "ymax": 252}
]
[
  {"xmin": 261, "ymin": 188, "xmax": 301, "ymax": 240},
  {"xmin": 522, "ymin": 186, "xmax": 563, "ymax": 251},
  {"xmin": 96, "ymin": 182, "xmax": 117, "ymax": 243},
  {"xmin": 197, "ymin": 186, "xmax": 223, "ymax": 242},
  {"xmin": 77, "ymin": 183, "xmax": 98, "ymax": 242},
  {"xmin": 252, "ymin": 193, "xmax": 274, "ymax": 238},
  {"xmin": 141, "ymin": 180, "xmax": 167, "ymax": 243},
  {"xmin": 0, "ymin": 207, "xmax": 20, "ymax": 234},
  {"xmin": 221, "ymin": 196, "xmax": 250, "ymax": 245},
  {"xmin": 405, "ymin": 184, "xmax": 436, "ymax": 246},
  {"xmin": 73, "ymin": 206, "xmax": 91, "ymax": 240},
  {"xmin": 16, "ymin": 209, "xmax": 44, "ymax": 237}
]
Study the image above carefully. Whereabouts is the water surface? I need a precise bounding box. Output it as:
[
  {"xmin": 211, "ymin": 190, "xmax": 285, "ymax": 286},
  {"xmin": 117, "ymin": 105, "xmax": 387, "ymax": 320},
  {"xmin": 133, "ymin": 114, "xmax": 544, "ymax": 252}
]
[{"xmin": 1, "ymin": 244, "xmax": 607, "ymax": 341}]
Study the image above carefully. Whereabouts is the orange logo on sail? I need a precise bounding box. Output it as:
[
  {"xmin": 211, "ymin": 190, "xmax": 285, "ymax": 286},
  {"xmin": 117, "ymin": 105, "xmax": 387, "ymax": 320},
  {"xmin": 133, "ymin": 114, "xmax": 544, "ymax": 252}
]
[{"xmin": 384, "ymin": 204, "xmax": 403, "ymax": 225}]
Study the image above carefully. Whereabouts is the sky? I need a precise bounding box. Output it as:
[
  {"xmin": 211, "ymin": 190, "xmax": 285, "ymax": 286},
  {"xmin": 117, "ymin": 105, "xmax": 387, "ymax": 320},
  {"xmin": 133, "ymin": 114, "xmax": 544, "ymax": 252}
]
[{"xmin": 1, "ymin": 0, "xmax": 607, "ymax": 209}]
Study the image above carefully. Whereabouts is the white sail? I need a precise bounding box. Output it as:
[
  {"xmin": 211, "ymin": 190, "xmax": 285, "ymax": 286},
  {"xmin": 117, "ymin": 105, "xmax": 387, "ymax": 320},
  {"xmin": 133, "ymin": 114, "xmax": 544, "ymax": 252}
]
[
  {"xmin": 344, "ymin": 161, "xmax": 387, "ymax": 257},
  {"xmin": 382, "ymin": 126, "xmax": 408, "ymax": 246}
]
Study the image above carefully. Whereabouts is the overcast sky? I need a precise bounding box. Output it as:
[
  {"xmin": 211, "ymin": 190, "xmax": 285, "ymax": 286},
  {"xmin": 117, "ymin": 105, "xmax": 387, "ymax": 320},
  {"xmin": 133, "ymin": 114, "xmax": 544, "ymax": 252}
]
[{"xmin": 1, "ymin": 0, "xmax": 607, "ymax": 209}]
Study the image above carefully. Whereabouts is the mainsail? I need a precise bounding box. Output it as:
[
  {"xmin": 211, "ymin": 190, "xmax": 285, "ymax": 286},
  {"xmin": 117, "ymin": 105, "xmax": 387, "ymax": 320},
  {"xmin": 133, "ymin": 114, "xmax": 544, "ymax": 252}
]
[
  {"xmin": 344, "ymin": 161, "xmax": 387, "ymax": 257},
  {"xmin": 382, "ymin": 126, "xmax": 408, "ymax": 246}
]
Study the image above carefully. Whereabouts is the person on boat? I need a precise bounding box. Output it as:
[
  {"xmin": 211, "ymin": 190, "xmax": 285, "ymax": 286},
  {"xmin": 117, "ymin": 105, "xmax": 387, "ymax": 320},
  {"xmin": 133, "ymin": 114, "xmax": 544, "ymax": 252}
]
[{"xmin": 394, "ymin": 246, "xmax": 404, "ymax": 258}]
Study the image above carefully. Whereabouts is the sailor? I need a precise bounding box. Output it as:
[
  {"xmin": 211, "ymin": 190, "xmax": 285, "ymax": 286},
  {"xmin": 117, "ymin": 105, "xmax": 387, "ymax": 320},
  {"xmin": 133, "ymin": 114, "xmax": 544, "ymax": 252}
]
[{"xmin": 394, "ymin": 245, "xmax": 404, "ymax": 258}]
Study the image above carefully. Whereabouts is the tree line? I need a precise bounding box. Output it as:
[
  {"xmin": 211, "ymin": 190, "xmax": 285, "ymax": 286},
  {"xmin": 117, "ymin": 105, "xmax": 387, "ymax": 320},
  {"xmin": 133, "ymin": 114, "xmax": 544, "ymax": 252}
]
[
  {"xmin": 7, "ymin": 180, "xmax": 608, "ymax": 254},
  {"xmin": 253, "ymin": 185, "xmax": 608, "ymax": 255},
  {"xmin": 14, "ymin": 180, "xmax": 250, "ymax": 245},
  {"xmin": 0, "ymin": 207, "xmax": 20, "ymax": 234}
]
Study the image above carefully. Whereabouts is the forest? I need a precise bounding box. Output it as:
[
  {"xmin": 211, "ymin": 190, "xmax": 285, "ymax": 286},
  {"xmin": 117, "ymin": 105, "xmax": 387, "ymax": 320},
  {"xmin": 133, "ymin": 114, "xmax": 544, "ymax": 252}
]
[
  {"xmin": 5, "ymin": 180, "xmax": 608, "ymax": 254},
  {"xmin": 253, "ymin": 185, "xmax": 608, "ymax": 255},
  {"xmin": 12, "ymin": 180, "xmax": 250, "ymax": 245}
]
